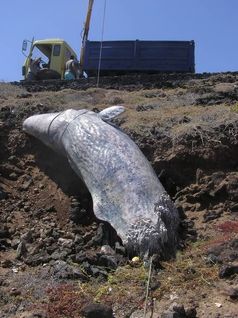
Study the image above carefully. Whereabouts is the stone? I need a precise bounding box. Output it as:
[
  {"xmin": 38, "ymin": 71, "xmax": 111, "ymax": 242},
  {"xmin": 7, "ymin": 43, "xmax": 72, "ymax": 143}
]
[
  {"xmin": 21, "ymin": 178, "xmax": 33, "ymax": 190},
  {"xmin": 81, "ymin": 303, "xmax": 114, "ymax": 318},
  {"xmin": 46, "ymin": 244, "xmax": 58, "ymax": 255},
  {"xmin": 100, "ymin": 245, "xmax": 115, "ymax": 255},
  {"xmin": 24, "ymin": 205, "xmax": 31, "ymax": 212},
  {"xmin": 33, "ymin": 209, "xmax": 44, "ymax": 218},
  {"xmin": 151, "ymin": 253, "xmax": 164, "ymax": 270},
  {"xmin": 185, "ymin": 307, "xmax": 197, "ymax": 317},
  {"xmin": 129, "ymin": 309, "xmax": 144, "ymax": 318},
  {"xmin": 206, "ymin": 254, "xmax": 220, "ymax": 265},
  {"xmin": 161, "ymin": 303, "xmax": 187, "ymax": 318},
  {"xmin": 196, "ymin": 168, "xmax": 204, "ymax": 184},
  {"xmin": 230, "ymin": 203, "xmax": 238, "ymax": 212},
  {"xmin": 8, "ymin": 155, "xmax": 17, "ymax": 162},
  {"xmin": 19, "ymin": 310, "xmax": 47, "ymax": 318},
  {"xmin": 0, "ymin": 226, "xmax": 10, "ymax": 238},
  {"xmin": 1, "ymin": 259, "xmax": 13, "ymax": 268},
  {"xmin": 43, "ymin": 237, "xmax": 55, "ymax": 246},
  {"xmin": 11, "ymin": 238, "xmax": 20, "ymax": 249},
  {"xmin": 74, "ymin": 234, "xmax": 84, "ymax": 245},
  {"xmin": 219, "ymin": 264, "xmax": 238, "ymax": 278},
  {"xmin": 203, "ymin": 210, "xmax": 222, "ymax": 222},
  {"xmin": 51, "ymin": 229, "xmax": 60, "ymax": 240},
  {"xmin": 74, "ymin": 251, "xmax": 88, "ymax": 264},
  {"xmin": 58, "ymin": 238, "xmax": 74, "ymax": 248},
  {"xmin": 171, "ymin": 303, "xmax": 186, "ymax": 316},
  {"xmin": 50, "ymin": 249, "xmax": 70, "ymax": 261},
  {"xmin": 25, "ymin": 251, "xmax": 51, "ymax": 266},
  {"xmin": 161, "ymin": 311, "xmax": 181, "ymax": 318},
  {"xmin": 70, "ymin": 207, "xmax": 88, "ymax": 224},
  {"xmin": 30, "ymin": 241, "xmax": 44, "ymax": 255},
  {"xmin": 21, "ymin": 231, "xmax": 33, "ymax": 243},
  {"xmin": 9, "ymin": 172, "xmax": 18, "ymax": 180},
  {"xmin": 52, "ymin": 260, "xmax": 88, "ymax": 281},
  {"xmin": 115, "ymin": 242, "xmax": 126, "ymax": 255},
  {"xmin": 0, "ymin": 189, "xmax": 8, "ymax": 200},
  {"xmin": 87, "ymin": 223, "xmax": 104, "ymax": 246},
  {"xmin": 150, "ymin": 280, "xmax": 161, "ymax": 291},
  {"xmin": 16, "ymin": 241, "xmax": 28, "ymax": 259},
  {"xmin": 45, "ymin": 205, "xmax": 56, "ymax": 212},
  {"xmin": 82, "ymin": 262, "xmax": 108, "ymax": 280},
  {"xmin": 17, "ymin": 93, "xmax": 32, "ymax": 98},
  {"xmin": 226, "ymin": 286, "xmax": 238, "ymax": 300},
  {"xmin": 9, "ymin": 288, "xmax": 21, "ymax": 296},
  {"xmin": 0, "ymin": 239, "xmax": 11, "ymax": 251},
  {"xmin": 136, "ymin": 104, "xmax": 155, "ymax": 112},
  {"xmin": 98, "ymin": 255, "xmax": 118, "ymax": 270}
]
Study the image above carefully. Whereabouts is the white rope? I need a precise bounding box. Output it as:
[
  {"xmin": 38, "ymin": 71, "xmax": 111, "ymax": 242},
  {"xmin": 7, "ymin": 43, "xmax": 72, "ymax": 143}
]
[
  {"xmin": 47, "ymin": 110, "xmax": 88, "ymax": 142},
  {"xmin": 143, "ymin": 257, "xmax": 153, "ymax": 318},
  {"xmin": 96, "ymin": 0, "xmax": 107, "ymax": 87}
]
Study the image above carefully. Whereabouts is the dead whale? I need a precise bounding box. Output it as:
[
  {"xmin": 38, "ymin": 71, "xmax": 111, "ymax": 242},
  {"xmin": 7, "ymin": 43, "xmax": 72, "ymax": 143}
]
[{"xmin": 23, "ymin": 106, "xmax": 179, "ymax": 258}]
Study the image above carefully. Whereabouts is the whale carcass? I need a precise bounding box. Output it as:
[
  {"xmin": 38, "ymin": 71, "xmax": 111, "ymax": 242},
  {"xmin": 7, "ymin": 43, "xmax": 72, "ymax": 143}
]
[{"xmin": 23, "ymin": 106, "xmax": 179, "ymax": 258}]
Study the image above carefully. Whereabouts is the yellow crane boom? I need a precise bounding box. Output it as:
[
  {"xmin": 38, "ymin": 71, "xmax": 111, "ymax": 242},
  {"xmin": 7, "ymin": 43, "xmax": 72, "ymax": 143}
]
[{"xmin": 79, "ymin": 0, "xmax": 94, "ymax": 74}]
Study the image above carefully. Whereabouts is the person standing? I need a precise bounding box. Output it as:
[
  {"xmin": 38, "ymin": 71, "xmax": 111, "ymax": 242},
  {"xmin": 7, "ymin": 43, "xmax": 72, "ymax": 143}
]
[{"xmin": 64, "ymin": 55, "xmax": 80, "ymax": 80}]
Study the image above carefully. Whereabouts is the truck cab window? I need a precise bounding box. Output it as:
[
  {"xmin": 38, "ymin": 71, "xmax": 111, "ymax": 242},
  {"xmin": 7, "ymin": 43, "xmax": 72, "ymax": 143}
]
[
  {"xmin": 31, "ymin": 45, "xmax": 51, "ymax": 68},
  {"xmin": 53, "ymin": 45, "xmax": 61, "ymax": 56}
]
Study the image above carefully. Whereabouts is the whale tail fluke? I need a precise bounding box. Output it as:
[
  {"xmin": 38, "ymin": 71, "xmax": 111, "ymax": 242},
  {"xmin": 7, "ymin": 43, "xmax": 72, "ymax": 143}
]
[{"xmin": 99, "ymin": 106, "xmax": 125, "ymax": 122}]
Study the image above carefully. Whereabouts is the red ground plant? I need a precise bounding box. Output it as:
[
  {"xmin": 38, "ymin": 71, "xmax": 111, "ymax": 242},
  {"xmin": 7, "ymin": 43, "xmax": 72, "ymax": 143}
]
[
  {"xmin": 216, "ymin": 220, "xmax": 238, "ymax": 234},
  {"xmin": 45, "ymin": 283, "xmax": 90, "ymax": 318}
]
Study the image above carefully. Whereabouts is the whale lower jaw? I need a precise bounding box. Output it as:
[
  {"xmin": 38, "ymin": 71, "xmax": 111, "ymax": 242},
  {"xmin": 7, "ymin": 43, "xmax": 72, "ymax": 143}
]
[{"xmin": 124, "ymin": 193, "xmax": 179, "ymax": 259}]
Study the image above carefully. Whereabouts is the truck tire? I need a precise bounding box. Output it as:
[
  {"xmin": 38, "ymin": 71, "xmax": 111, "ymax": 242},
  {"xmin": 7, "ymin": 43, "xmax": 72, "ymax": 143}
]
[{"xmin": 36, "ymin": 69, "xmax": 61, "ymax": 80}]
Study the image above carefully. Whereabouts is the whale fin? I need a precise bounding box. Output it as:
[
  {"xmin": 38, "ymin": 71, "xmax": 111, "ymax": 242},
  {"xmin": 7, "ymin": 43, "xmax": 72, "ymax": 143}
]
[{"xmin": 99, "ymin": 106, "xmax": 125, "ymax": 122}]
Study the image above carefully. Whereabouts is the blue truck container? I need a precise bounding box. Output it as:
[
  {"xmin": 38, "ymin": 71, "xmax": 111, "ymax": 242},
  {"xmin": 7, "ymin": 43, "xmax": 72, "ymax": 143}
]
[{"xmin": 83, "ymin": 40, "xmax": 195, "ymax": 76}]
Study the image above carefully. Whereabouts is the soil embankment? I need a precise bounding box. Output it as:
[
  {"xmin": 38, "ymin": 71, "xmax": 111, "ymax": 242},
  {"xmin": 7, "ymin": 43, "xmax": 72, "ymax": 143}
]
[{"xmin": 0, "ymin": 72, "xmax": 238, "ymax": 317}]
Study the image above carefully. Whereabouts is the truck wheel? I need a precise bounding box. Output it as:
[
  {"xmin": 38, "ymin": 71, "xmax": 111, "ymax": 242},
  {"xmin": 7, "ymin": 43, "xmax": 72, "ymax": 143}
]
[{"xmin": 36, "ymin": 69, "xmax": 61, "ymax": 80}]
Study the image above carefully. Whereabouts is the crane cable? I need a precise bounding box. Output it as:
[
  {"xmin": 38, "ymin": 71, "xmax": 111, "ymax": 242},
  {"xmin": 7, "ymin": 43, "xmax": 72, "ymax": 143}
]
[{"xmin": 96, "ymin": 0, "xmax": 107, "ymax": 87}]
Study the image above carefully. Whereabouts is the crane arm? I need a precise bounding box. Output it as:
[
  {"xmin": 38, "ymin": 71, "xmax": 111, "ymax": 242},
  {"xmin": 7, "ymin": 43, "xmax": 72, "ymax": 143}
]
[{"xmin": 79, "ymin": 0, "xmax": 94, "ymax": 73}]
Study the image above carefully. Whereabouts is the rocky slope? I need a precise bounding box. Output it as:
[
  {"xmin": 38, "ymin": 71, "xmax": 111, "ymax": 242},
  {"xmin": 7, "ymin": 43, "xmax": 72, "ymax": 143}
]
[{"xmin": 0, "ymin": 72, "xmax": 238, "ymax": 318}]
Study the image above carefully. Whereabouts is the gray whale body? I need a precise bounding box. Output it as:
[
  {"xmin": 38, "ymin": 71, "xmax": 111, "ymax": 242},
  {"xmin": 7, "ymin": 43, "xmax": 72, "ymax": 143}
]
[{"xmin": 23, "ymin": 107, "xmax": 179, "ymax": 258}]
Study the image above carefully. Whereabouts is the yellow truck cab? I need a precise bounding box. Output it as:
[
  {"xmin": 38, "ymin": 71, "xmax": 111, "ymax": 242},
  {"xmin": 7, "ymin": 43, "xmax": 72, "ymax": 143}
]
[{"xmin": 22, "ymin": 39, "xmax": 78, "ymax": 80}]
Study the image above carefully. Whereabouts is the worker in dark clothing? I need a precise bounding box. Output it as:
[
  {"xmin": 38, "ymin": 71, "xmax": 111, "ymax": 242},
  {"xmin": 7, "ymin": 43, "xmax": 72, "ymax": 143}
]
[
  {"xmin": 64, "ymin": 55, "xmax": 80, "ymax": 80},
  {"xmin": 27, "ymin": 57, "xmax": 41, "ymax": 80}
]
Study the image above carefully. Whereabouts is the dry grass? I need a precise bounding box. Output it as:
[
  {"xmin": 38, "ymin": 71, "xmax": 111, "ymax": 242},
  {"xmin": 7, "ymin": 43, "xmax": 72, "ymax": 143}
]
[
  {"xmin": 80, "ymin": 264, "xmax": 147, "ymax": 312},
  {"xmin": 33, "ymin": 264, "xmax": 148, "ymax": 318},
  {"xmin": 152, "ymin": 222, "xmax": 238, "ymax": 302},
  {"xmin": 2, "ymin": 82, "xmax": 237, "ymax": 147},
  {"xmin": 231, "ymin": 103, "xmax": 238, "ymax": 113},
  {"xmin": 120, "ymin": 102, "xmax": 238, "ymax": 152},
  {"xmin": 0, "ymin": 82, "xmax": 27, "ymax": 100},
  {"xmin": 43, "ymin": 242, "xmax": 223, "ymax": 317},
  {"xmin": 152, "ymin": 244, "xmax": 219, "ymax": 301}
]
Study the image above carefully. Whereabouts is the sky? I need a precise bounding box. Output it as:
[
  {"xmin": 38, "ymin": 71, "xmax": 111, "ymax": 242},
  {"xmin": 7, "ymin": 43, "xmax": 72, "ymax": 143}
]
[{"xmin": 0, "ymin": 0, "xmax": 238, "ymax": 82}]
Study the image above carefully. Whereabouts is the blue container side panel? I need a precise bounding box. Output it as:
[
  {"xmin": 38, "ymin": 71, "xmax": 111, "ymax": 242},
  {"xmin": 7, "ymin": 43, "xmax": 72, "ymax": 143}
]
[{"xmin": 83, "ymin": 40, "xmax": 195, "ymax": 73}]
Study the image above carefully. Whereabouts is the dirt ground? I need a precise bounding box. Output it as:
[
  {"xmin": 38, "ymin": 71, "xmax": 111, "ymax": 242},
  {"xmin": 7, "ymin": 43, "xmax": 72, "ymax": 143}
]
[{"xmin": 0, "ymin": 72, "xmax": 238, "ymax": 318}]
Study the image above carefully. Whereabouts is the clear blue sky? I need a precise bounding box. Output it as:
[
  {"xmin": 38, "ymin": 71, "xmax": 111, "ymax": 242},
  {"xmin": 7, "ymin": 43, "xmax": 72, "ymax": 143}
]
[{"xmin": 1, "ymin": 0, "xmax": 238, "ymax": 82}]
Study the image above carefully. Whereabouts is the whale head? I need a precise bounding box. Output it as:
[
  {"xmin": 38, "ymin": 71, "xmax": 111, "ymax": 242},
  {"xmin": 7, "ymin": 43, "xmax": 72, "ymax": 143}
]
[
  {"xmin": 23, "ymin": 106, "xmax": 125, "ymax": 155},
  {"xmin": 23, "ymin": 110, "xmax": 78, "ymax": 155}
]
